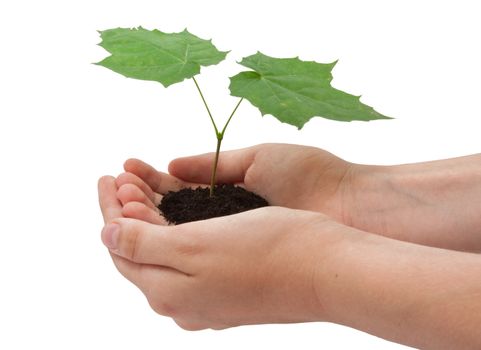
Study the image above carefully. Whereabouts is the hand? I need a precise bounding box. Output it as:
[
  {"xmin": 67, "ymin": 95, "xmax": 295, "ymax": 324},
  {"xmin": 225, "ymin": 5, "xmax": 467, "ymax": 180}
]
[
  {"xmin": 115, "ymin": 143, "xmax": 353, "ymax": 224},
  {"xmin": 99, "ymin": 176, "xmax": 481, "ymax": 348},
  {"xmin": 99, "ymin": 175, "xmax": 335, "ymax": 330},
  {"xmin": 115, "ymin": 143, "xmax": 481, "ymax": 251}
]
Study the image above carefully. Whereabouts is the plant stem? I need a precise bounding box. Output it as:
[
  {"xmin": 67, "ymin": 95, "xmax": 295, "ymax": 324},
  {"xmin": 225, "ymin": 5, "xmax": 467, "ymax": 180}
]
[
  {"xmin": 193, "ymin": 76, "xmax": 219, "ymax": 135},
  {"xmin": 191, "ymin": 76, "xmax": 243, "ymax": 197},
  {"xmin": 220, "ymin": 98, "xmax": 243, "ymax": 136},
  {"xmin": 209, "ymin": 98, "xmax": 243, "ymax": 196},
  {"xmin": 209, "ymin": 135, "xmax": 222, "ymax": 197}
]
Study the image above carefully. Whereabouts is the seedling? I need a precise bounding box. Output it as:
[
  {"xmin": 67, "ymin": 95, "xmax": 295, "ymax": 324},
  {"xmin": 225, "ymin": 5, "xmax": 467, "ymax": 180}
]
[{"xmin": 96, "ymin": 27, "xmax": 390, "ymax": 197}]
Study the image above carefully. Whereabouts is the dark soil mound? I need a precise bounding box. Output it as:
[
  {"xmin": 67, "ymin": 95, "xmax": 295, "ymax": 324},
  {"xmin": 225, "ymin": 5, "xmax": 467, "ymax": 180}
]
[{"xmin": 158, "ymin": 184, "xmax": 269, "ymax": 224}]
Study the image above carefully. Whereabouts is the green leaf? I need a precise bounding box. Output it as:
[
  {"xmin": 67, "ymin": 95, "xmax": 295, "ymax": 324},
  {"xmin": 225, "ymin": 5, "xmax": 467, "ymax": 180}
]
[
  {"xmin": 96, "ymin": 27, "xmax": 228, "ymax": 87},
  {"xmin": 229, "ymin": 52, "xmax": 390, "ymax": 129}
]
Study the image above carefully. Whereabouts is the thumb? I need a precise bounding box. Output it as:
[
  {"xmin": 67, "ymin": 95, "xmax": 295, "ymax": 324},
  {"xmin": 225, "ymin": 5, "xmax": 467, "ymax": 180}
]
[
  {"xmin": 101, "ymin": 218, "xmax": 180, "ymax": 268},
  {"xmin": 168, "ymin": 145, "xmax": 258, "ymax": 184}
]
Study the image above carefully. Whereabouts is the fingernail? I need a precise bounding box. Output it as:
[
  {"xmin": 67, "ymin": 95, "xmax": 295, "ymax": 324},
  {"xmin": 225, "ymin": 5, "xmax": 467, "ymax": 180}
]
[{"xmin": 102, "ymin": 223, "xmax": 120, "ymax": 250}]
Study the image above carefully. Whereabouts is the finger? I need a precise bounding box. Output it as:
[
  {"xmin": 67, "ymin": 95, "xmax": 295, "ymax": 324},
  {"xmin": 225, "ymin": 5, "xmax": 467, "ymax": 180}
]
[
  {"xmin": 168, "ymin": 146, "xmax": 258, "ymax": 184},
  {"xmin": 98, "ymin": 175, "xmax": 123, "ymax": 223},
  {"xmin": 122, "ymin": 201, "xmax": 167, "ymax": 225},
  {"xmin": 109, "ymin": 253, "xmax": 145, "ymax": 288},
  {"xmin": 101, "ymin": 218, "xmax": 191, "ymax": 271},
  {"xmin": 117, "ymin": 183, "xmax": 158, "ymax": 211},
  {"xmin": 116, "ymin": 172, "xmax": 159, "ymax": 205},
  {"xmin": 124, "ymin": 158, "xmax": 198, "ymax": 194},
  {"xmin": 110, "ymin": 253, "xmax": 188, "ymax": 304},
  {"xmin": 173, "ymin": 319, "xmax": 208, "ymax": 331}
]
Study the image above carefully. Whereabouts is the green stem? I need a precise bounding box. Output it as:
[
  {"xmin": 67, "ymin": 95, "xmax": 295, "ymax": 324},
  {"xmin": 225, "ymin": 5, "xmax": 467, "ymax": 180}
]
[
  {"xmin": 210, "ymin": 135, "xmax": 223, "ymax": 197},
  {"xmin": 191, "ymin": 75, "xmax": 243, "ymax": 197},
  {"xmin": 209, "ymin": 98, "xmax": 243, "ymax": 197},
  {"xmin": 220, "ymin": 98, "xmax": 243, "ymax": 136},
  {"xmin": 193, "ymin": 76, "xmax": 219, "ymax": 135}
]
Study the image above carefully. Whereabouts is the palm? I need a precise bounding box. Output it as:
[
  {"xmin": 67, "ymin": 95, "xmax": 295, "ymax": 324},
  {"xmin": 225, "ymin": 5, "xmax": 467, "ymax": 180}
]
[
  {"xmin": 238, "ymin": 144, "xmax": 350, "ymax": 213},
  {"xmin": 116, "ymin": 144, "xmax": 351, "ymax": 224}
]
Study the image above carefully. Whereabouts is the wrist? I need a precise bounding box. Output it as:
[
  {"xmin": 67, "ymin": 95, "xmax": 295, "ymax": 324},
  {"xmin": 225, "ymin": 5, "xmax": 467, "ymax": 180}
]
[
  {"xmin": 336, "ymin": 163, "xmax": 395, "ymax": 230},
  {"xmin": 343, "ymin": 156, "xmax": 481, "ymax": 250},
  {"xmin": 300, "ymin": 213, "xmax": 358, "ymax": 322},
  {"xmin": 311, "ymin": 221, "xmax": 481, "ymax": 349}
]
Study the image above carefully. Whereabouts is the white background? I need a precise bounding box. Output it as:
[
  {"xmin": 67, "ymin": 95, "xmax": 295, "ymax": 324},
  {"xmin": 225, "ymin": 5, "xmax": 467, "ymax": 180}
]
[{"xmin": 1, "ymin": 0, "xmax": 479, "ymax": 349}]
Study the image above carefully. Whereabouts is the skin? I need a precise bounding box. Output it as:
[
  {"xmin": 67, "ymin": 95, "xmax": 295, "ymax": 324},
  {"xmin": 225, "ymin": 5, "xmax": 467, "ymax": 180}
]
[
  {"xmin": 116, "ymin": 143, "xmax": 481, "ymax": 251},
  {"xmin": 98, "ymin": 143, "xmax": 481, "ymax": 349}
]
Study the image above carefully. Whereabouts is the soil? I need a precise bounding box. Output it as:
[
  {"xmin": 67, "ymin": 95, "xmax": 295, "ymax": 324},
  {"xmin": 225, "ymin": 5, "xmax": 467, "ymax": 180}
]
[{"xmin": 158, "ymin": 184, "xmax": 269, "ymax": 224}]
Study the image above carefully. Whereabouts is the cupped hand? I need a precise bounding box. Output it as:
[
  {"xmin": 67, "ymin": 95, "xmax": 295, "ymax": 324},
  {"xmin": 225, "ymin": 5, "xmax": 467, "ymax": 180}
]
[
  {"xmin": 100, "ymin": 175, "xmax": 338, "ymax": 330},
  {"xmin": 116, "ymin": 143, "xmax": 353, "ymax": 224}
]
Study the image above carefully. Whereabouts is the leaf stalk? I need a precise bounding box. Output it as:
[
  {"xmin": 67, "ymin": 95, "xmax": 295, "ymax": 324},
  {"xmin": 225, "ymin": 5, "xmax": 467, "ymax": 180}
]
[
  {"xmin": 192, "ymin": 77, "xmax": 243, "ymax": 197},
  {"xmin": 193, "ymin": 76, "xmax": 219, "ymax": 135}
]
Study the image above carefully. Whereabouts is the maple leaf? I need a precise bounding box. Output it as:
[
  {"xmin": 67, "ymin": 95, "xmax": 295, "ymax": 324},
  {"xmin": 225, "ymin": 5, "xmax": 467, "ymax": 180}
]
[
  {"xmin": 229, "ymin": 52, "xmax": 390, "ymax": 129},
  {"xmin": 96, "ymin": 27, "xmax": 228, "ymax": 87}
]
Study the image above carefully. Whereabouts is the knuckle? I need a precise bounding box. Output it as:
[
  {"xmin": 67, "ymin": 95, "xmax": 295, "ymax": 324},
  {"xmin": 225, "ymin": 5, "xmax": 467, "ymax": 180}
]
[
  {"xmin": 118, "ymin": 183, "xmax": 139, "ymax": 196},
  {"xmin": 174, "ymin": 319, "xmax": 206, "ymax": 331},
  {"xmin": 244, "ymin": 166, "xmax": 258, "ymax": 188},
  {"xmin": 122, "ymin": 201, "xmax": 141, "ymax": 216},
  {"xmin": 151, "ymin": 301, "xmax": 174, "ymax": 317},
  {"xmin": 175, "ymin": 235, "xmax": 204, "ymax": 257},
  {"xmin": 148, "ymin": 296, "xmax": 177, "ymax": 317},
  {"xmin": 171, "ymin": 228, "xmax": 204, "ymax": 257},
  {"xmin": 144, "ymin": 281, "xmax": 183, "ymax": 318},
  {"xmin": 210, "ymin": 324, "xmax": 229, "ymax": 331},
  {"xmin": 115, "ymin": 172, "xmax": 130, "ymax": 187},
  {"xmin": 122, "ymin": 225, "xmax": 142, "ymax": 262}
]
